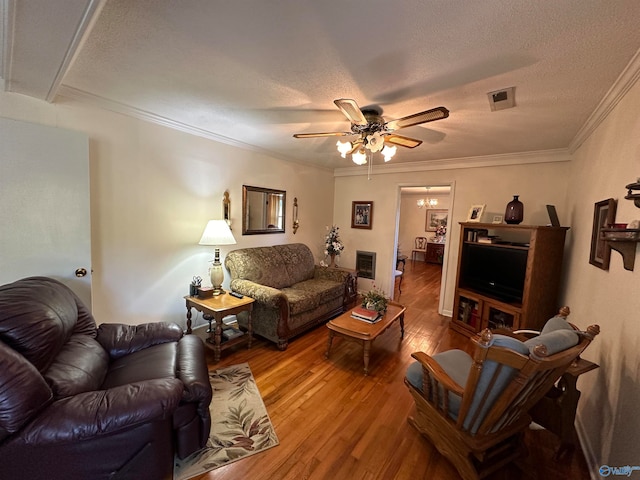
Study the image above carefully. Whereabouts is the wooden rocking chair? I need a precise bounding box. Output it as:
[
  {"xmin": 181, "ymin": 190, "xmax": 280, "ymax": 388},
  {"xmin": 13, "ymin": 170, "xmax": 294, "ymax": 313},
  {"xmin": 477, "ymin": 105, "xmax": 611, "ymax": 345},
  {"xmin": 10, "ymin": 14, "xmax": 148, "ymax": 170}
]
[{"xmin": 404, "ymin": 307, "xmax": 599, "ymax": 480}]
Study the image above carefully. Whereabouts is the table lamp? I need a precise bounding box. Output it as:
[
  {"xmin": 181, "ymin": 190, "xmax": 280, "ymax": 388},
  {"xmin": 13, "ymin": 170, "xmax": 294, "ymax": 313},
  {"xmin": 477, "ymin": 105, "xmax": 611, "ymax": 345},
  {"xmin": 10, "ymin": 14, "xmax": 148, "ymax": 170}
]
[{"xmin": 198, "ymin": 219, "xmax": 237, "ymax": 295}]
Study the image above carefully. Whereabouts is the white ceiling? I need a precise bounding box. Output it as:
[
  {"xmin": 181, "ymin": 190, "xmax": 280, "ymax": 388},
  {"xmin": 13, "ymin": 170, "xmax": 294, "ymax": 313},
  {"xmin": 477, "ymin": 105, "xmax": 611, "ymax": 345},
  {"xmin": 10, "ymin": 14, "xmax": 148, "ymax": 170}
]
[{"xmin": 2, "ymin": 0, "xmax": 640, "ymax": 171}]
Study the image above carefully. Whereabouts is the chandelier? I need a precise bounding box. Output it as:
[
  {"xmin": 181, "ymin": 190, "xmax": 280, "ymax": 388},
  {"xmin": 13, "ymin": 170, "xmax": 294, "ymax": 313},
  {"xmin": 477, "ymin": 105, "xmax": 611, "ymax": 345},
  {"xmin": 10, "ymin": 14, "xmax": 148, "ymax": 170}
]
[{"xmin": 417, "ymin": 188, "xmax": 439, "ymax": 208}]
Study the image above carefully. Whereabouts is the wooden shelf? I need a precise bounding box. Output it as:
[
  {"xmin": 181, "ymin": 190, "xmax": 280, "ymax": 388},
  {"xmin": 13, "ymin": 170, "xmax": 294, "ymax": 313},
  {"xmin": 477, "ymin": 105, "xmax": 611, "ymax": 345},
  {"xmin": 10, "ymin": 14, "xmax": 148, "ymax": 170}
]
[{"xmin": 601, "ymin": 228, "xmax": 640, "ymax": 271}]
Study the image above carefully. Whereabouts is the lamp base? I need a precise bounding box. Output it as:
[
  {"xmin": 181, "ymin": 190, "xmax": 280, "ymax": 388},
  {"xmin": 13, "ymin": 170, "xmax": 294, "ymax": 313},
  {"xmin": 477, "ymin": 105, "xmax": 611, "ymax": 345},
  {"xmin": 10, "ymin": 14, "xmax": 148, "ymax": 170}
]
[
  {"xmin": 209, "ymin": 249, "xmax": 226, "ymax": 296},
  {"xmin": 211, "ymin": 287, "xmax": 225, "ymax": 296}
]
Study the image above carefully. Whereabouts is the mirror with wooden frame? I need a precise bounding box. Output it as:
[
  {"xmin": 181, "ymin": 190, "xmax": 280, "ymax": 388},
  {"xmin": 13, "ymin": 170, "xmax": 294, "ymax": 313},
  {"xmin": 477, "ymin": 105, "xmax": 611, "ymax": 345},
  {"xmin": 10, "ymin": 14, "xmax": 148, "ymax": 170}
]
[{"xmin": 242, "ymin": 185, "xmax": 286, "ymax": 235}]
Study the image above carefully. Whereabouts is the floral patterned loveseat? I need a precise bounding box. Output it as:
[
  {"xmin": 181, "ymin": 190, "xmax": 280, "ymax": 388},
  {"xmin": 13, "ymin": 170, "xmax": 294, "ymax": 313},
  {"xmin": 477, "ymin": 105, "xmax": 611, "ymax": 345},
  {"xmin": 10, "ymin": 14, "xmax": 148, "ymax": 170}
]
[{"xmin": 225, "ymin": 243, "xmax": 356, "ymax": 350}]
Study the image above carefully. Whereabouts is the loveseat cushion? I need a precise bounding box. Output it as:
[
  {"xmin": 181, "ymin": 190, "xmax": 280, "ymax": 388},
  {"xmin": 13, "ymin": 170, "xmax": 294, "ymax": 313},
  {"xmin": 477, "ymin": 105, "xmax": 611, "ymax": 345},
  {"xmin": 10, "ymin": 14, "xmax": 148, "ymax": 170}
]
[
  {"xmin": 275, "ymin": 243, "xmax": 316, "ymax": 285},
  {"xmin": 226, "ymin": 246, "xmax": 293, "ymax": 289},
  {"xmin": 43, "ymin": 335, "xmax": 109, "ymax": 398},
  {"xmin": 281, "ymin": 278, "xmax": 344, "ymax": 315}
]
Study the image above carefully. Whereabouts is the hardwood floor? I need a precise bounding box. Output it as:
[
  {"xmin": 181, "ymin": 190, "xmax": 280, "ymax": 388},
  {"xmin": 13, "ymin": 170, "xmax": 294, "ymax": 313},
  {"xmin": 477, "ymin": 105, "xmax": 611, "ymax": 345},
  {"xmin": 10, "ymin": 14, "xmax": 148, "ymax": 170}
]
[{"xmin": 195, "ymin": 261, "xmax": 592, "ymax": 480}]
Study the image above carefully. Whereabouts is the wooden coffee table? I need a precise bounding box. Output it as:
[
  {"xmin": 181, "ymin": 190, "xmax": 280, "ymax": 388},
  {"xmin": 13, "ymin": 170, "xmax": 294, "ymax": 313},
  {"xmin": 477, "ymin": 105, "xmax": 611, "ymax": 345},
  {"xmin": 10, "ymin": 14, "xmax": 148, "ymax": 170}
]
[{"xmin": 325, "ymin": 302, "xmax": 406, "ymax": 375}]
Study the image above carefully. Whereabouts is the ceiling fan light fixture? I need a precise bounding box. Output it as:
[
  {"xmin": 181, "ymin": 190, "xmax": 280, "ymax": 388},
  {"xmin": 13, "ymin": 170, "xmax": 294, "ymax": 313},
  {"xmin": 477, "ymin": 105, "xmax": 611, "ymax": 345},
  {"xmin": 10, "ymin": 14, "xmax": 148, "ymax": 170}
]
[
  {"xmin": 381, "ymin": 144, "xmax": 397, "ymax": 162},
  {"xmin": 366, "ymin": 133, "xmax": 385, "ymax": 153},
  {"xmin": 352, "ymin": 149, "xmax": 367, "ymax": 165},
  {"xmin": 336, "ymin": 140, "xmax": 352, "ymax": 158}
]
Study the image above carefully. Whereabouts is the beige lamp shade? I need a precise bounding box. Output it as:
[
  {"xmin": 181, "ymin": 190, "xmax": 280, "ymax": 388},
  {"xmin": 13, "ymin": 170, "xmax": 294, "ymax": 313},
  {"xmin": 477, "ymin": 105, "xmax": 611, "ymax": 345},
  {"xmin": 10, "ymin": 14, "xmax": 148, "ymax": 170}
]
[{"xmin": 198, "ymin": 220, "xmax": 237, "ymax": 246}]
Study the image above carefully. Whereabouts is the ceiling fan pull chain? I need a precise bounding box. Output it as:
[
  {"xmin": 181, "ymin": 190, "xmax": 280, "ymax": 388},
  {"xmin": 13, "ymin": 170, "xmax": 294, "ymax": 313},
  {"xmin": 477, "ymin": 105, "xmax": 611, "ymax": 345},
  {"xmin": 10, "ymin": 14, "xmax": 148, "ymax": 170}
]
[{"xmin": 367, "ymin": 151, "xmax": 373, "ymax": 180}]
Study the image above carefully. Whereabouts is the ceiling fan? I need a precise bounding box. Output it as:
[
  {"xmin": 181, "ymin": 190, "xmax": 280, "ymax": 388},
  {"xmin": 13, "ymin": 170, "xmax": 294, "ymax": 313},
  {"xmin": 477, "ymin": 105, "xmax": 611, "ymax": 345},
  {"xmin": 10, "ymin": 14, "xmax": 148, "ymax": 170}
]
[{"xmin": 293, "ymin": 98, "xmax": 449, "ymax": 164}]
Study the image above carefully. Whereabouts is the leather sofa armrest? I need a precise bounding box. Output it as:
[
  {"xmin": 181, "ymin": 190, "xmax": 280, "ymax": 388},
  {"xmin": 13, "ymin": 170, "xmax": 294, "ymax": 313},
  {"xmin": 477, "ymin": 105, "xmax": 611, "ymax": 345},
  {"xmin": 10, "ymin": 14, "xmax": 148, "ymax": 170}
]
[
  {"xmin": 177, "ymin": 335, "xmax": 212, "ymax": 417},
  {"xmin": 14, "ymin": 379, "xmax": 183, "ymax": 445},
  {"xmin": 230, "ymin": 279, "xmax": 287, "ymax": 309},
  {"xmin": 314, "ymin": 265, "xmax": 350, "ymax": 283},
  {"xmin": 96, "ymin": 322, "xmax": 183, "ymax": 359}
]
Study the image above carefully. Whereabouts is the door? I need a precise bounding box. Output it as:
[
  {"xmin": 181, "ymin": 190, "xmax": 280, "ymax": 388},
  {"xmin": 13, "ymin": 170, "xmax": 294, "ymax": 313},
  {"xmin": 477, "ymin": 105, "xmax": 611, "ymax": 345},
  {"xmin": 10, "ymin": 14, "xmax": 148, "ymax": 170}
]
[{"xmin": 0, "ymin": 117, "xmax": 91, "ymax": 306}]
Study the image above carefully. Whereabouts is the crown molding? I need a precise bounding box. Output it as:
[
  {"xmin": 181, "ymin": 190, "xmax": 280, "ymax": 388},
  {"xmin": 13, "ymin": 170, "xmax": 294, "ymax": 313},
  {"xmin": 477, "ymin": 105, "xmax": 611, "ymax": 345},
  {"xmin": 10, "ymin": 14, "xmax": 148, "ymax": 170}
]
[
  {"xmin": 569, "ymin": 47, "xmax": 640, "ymax": 153},
  {"xmin": 56, "ymin": 85, "xmax": 337, "ymax": 171},
  {"xmin": 57, "ymin": 85, "xmax": 268, "ymax": 150},
  {"xmin": 44, "ymin": 0, "xmax": 107, "ymax": 102},
  {"xmin": 333, "ymin": 149, "xmax": 572, "ymax": 177}
]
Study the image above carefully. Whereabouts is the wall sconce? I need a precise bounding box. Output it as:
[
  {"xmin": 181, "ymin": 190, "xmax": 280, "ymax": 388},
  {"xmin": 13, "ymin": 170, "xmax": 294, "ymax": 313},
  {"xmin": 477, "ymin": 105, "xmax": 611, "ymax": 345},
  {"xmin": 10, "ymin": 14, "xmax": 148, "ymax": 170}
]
[
  {"xmin": 293, "ymin": 197, "xmax": 299, "ymax": 234},
  {"xmin": 223, "ymin": 190, "xmax": 231, "ymax": 228}
]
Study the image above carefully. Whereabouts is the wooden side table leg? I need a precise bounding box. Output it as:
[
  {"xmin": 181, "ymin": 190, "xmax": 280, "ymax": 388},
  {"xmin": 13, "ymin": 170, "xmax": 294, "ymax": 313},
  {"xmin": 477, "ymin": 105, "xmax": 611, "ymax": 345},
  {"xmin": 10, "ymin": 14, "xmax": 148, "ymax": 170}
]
[
  {"xmin": 325, "ymin": 331, "xmax": 335, "ymax": 358},
  {"xmin": 555, "ymin": 374, "xmax": 581, "ymax": 458},
  {"xmin": 213, "ymin": 314, "xmax": 223, "ymax": 362},
  {"xmin": 185, "ymin": 306, "xmax": 193, "ymax": 334},
  {"xmin": 363, "ymin": 340, "xmax": 371, "ymax": 376},
  {"xmin": 400, "ymin": 313, "xmax": 405, "ymax": 339},
  {"xmin": 247, "ymin": 309, "xmax": 253, "ymax": 350}
]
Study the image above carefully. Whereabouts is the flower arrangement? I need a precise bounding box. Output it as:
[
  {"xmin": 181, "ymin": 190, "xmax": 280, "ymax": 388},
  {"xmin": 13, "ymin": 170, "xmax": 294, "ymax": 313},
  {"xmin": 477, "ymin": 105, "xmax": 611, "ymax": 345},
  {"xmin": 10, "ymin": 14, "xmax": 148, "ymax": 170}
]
[
  {"xmin": 324, "ymin": 225, "xmax": 345, "ymax": 256},
  {"xmin": 436, "ymin": 225, "xmax": 447, "ymax": 237},
  {"xmin": 361, "ymin": 285, "xmax": 389, "ymax": 313}
]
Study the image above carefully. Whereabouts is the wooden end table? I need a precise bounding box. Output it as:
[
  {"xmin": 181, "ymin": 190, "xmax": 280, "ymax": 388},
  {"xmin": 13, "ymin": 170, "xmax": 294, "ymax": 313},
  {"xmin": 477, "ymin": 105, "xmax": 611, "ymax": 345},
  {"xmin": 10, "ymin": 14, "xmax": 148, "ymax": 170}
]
[
  {"xmin": 530, "ymin": 357, "xmax": 599, "ymax": 457},
  {"xmin": 325, "ymin": 302, "xmax": 406, "ymax": 375},
  {"xmin": 184, "ymin": 293, "xmax": 255, "ymax": 362}
]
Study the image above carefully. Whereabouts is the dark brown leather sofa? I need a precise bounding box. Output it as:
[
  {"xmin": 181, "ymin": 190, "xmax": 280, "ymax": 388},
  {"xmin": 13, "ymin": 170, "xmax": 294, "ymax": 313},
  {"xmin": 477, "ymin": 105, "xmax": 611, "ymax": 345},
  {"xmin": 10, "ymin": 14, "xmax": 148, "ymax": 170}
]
[{"xmin": 0, "ymin": 277, "xmax": 212, "ymax": 480}]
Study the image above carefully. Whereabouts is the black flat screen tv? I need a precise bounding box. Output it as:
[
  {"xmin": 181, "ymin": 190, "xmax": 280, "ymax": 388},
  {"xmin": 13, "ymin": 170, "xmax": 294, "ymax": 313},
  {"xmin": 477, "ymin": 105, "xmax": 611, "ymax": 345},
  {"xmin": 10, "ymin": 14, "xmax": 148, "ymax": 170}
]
[{"xmin": 460, "ymin": 244, "xmax": 528, "ymax": 303}]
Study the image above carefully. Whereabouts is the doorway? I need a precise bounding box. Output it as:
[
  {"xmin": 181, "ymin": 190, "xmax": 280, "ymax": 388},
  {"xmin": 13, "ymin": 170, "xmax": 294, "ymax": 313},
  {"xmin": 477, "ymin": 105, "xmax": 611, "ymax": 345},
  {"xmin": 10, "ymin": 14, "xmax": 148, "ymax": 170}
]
[{"xmin": 395, "ymin": 185, "xmax": 451, "ymax": 313}]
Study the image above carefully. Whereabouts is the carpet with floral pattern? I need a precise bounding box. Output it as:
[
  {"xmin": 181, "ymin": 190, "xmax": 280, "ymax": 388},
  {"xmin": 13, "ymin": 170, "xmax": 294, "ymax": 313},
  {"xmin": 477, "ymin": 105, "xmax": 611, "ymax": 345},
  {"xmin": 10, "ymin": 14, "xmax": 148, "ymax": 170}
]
[{"xmin": 174, "ymin": 363, "xmax": 279, "ymax": 480}]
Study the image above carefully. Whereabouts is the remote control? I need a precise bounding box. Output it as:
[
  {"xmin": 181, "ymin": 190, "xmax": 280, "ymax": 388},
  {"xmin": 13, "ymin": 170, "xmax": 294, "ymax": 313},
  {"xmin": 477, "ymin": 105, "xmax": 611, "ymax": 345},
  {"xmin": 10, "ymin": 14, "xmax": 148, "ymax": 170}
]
[{"xmin": 229, "ymin": 291, "xmax": 244, "ymax": 299}]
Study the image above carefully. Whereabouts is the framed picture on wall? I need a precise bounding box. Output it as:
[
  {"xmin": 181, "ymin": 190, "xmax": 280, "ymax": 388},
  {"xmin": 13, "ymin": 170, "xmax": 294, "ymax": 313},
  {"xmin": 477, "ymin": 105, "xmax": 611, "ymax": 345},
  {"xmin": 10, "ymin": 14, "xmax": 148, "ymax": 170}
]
[
  {"xmin": 426, "ymin": 209, "xmax": 448, "ymax": 231},
  {"xmin": 589, "ymin": 198, "xmax": 616, "ymax": 270},
  {"xmin": 351, "ymin": 201, "xmax": 373, "ymax": 229}
]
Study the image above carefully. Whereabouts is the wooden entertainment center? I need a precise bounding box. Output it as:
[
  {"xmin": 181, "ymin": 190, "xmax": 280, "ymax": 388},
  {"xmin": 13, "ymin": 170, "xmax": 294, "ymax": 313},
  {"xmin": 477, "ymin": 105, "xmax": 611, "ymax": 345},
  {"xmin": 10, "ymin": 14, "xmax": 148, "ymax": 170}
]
[{"xmin": 451, "ymin": 222, "xmax": 569, "ymax": 337}]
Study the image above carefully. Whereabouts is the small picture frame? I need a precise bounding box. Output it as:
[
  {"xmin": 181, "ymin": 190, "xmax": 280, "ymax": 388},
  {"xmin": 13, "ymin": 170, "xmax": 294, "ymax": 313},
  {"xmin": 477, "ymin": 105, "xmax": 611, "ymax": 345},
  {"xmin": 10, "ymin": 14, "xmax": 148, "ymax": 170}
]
[
  {"xmin": 492, "ymin": 214, "xmax": 504, "ymax": 224},
  {"xmin": 589, "ymin": 198, "xmax": 616, "ymax": 270},
  {"xmin": 466, "ymin": 204, "xmax": 486, "ymax": 223},
  {"xmin": 351, "ymin": 201, "xmax": 373, "ymax": 229},
  {"xmin": 426, "ymin": 209, "xmax": 448, "ymax": 231}
]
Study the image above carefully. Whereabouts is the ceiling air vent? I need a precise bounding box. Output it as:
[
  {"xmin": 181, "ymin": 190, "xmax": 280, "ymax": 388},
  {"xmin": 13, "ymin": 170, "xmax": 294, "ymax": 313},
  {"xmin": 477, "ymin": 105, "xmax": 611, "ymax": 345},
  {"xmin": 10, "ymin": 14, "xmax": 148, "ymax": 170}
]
[{"xmin": 487, "ymin": 87, "xmax": 516, "ymax": 111}]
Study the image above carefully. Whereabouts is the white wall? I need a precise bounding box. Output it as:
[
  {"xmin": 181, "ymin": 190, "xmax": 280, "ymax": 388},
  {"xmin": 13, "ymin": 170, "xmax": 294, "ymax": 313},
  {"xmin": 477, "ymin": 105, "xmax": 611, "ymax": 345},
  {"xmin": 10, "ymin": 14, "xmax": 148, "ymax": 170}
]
[
  {"xmin": 0, "ymin": 91, "xmax": 336, "ymax": 328},
  {"xmin": 563, "ymin": 76, "xmax": 640, "ymax": 471},
  {"xmin": 333, "ymin": 160, "xmax": 571, "ymax": 309}
]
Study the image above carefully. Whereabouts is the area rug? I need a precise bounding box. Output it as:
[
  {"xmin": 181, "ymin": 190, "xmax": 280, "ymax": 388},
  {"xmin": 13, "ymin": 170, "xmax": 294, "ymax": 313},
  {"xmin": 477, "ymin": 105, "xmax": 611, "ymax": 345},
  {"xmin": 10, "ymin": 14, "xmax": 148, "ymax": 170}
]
[{"xmin": 173, "ymin": 363, "xmax": 279, "ymax": 480}]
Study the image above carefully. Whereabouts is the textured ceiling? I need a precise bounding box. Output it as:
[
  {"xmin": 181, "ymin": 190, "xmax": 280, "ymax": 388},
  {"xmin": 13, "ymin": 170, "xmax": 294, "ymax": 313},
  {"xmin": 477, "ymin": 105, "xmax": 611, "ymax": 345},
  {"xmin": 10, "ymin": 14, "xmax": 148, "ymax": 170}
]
[{"xmin": 3, "ymin": 0, "xmax": 640, "ymax": 170}]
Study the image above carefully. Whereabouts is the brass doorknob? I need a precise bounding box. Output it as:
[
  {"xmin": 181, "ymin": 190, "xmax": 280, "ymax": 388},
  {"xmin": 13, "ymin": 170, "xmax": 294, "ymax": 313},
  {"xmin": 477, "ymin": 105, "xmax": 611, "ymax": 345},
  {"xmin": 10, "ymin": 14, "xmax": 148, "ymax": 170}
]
[{"xmin": 75, "ymin": 268, "xmax": 87, "ymax": 277}]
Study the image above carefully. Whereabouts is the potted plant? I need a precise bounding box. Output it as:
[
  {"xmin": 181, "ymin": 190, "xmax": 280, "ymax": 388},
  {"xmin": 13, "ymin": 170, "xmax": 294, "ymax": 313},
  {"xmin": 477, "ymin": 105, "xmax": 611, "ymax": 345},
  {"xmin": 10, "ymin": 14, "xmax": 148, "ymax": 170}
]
[{"xmin": 361, "ymin": 286, "xmax": 389, "ymax": 313}]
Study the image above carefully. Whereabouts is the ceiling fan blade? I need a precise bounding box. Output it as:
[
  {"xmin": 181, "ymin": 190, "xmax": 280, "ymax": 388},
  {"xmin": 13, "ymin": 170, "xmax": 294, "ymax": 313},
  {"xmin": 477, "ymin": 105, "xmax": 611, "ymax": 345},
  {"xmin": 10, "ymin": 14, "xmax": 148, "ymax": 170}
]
[
  {"xmin": 334, "ymin": 98, "xmax": 368, "ymax": 126},
  {"xmin": 385, "ymin": 106, "xmax": 449, "ymax": 131},
  {"xmin": 293, "ymin": 132, "xmax": 353, "ymax": 138},
  {"xmin": 384, "ymin": 134, "xmax": 423, "ymax": 149}
]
